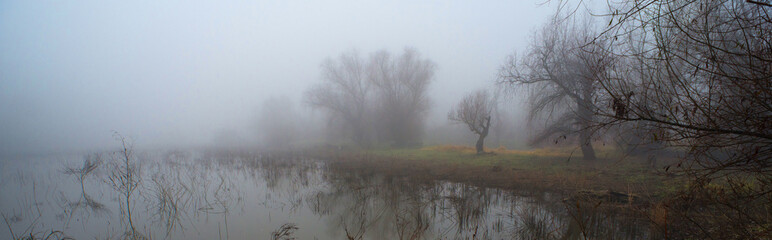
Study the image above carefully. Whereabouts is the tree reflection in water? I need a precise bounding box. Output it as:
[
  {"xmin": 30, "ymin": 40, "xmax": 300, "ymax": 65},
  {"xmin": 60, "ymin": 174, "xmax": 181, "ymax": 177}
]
[{"xmin": 1, "ymin": 151, "xmax": 654, "ymax": 239}]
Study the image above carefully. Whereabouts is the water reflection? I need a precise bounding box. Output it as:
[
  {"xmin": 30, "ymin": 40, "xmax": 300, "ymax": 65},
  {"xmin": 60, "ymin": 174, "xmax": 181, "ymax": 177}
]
[
  {"xmin": 0, "ymin": 151, "xmax": 653, "ymax": 239},
  {"xmin": 60, "ymin": 154, "xmax": 110, "ymax": 228}
]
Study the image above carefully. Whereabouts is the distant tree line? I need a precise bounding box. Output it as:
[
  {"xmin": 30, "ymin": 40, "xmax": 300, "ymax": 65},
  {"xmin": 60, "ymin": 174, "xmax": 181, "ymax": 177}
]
[{"xmin": 304, "ymin": 48, "xmax": 435, "ymax": 148}]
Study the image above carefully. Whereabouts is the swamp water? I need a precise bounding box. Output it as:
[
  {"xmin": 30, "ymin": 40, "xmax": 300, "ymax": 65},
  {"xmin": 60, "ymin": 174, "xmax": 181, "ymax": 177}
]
[{"xmin": 0, "ymin": 151, "xmax": 650, "ymax": 239}]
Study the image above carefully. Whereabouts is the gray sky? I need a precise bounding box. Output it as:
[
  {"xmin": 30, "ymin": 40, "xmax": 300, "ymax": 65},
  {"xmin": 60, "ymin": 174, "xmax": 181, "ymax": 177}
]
[{"xmin": 0, "ymin": 0, "xmax": 555, "ymax": 155}]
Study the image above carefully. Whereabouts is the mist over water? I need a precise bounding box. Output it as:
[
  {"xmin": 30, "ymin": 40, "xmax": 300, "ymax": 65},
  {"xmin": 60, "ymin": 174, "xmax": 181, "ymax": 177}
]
[
  {"xmin": 0, "ymin": 151, "xmax": 647, "ymax": 239},
  {"xmin": 2, "ymin": 0, "xmax": 770, "ymax": 239}
]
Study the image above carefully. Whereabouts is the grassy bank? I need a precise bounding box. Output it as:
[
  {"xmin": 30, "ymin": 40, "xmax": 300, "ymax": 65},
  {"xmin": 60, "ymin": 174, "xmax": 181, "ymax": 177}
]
[
  {"xmin": 310, "ymin": 145, "xmax": 770, "ymax": 238},
  {"xmin": 317, "ymin": 145, "xmax": 687, "ymax": 201}
]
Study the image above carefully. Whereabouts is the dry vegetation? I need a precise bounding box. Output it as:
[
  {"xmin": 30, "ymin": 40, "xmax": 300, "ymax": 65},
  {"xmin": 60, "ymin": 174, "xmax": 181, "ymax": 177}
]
[
  {"xmin": 314, "ymin": 145, "xmax": 684, "ymax": 200},
  {"xmin": 312, "ymin": 143, "xmax": 772, "ymax": 238}
]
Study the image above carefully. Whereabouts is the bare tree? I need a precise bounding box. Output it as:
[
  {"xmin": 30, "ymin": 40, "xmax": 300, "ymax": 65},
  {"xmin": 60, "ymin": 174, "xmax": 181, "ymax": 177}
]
[
  {"xmin": 369, "ymin": 48, "xmax": 435, "ymax": 147},
  {"xmin": 305, "ymin": 48, "xmax": 435, "ymax": 148},
  {"xmin": 597, "ymin": 0, "xmax": 771, "ymax": 174},
  {"xmin": 585, "ymin": 0, "xmax": 771, "ymax": 237},
  {"xmin": 499, "ymin": 17, "xmax": 613, "ymax": 160},
  {"xmin": 305, "ymin": 50, "xmax": 372, "ymax": 146},
  {"xmin": 448, "ymin": 90, "xmax": 495, "ymax": 154}
]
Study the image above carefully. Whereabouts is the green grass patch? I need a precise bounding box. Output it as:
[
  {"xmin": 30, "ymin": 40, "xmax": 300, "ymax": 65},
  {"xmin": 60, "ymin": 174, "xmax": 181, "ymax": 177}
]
[{"xmin": 359, "ymin": 145, "xmax": 685, "ymax": 197}]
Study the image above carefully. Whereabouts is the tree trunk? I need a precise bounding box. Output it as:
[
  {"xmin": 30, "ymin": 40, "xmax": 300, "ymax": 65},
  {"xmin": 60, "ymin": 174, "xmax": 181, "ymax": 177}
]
[
  {"xmin": 577, "ymin": 94, "xmax": 596, "ymax": 161},
  {"xmin": 579, "ymin": 128, "xmax": 596, "ymax": 160},
  {"xmin": 476, "ymin": 134, "xmax": 486, "ymax": 154},
  {"xmin": 476, "ymin": 116, "xmax": 491, "ymax": 154}
]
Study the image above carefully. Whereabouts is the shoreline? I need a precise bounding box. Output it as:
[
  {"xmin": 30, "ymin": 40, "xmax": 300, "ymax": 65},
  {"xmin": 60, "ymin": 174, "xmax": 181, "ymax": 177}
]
[{"xmin": 309, "ymin": 145, "xmax": 687, "ymax": 206}]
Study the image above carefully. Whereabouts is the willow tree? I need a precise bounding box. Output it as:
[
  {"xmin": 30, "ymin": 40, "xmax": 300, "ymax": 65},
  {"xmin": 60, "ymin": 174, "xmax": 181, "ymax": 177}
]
[
  {"xmin": 499, "ymin": 17, "xmax": 613, "ymax": 160},
  {"xmin": 305, "ymin": 48, "xmax": 435, "ymax": 147},
  {"xmin": 304, "ymin": 50, "xmax": 372, "ymax": 146},
  {"xmin": 589, "ymin": 0, "xmax": 771, "ymax": 237},
  {"xmin": 369, "ymin": 48, "xmax": 435, "ymax": 147},
  {"xmin": 448, "ymin": 90, "xmax": 495, "ymax": 154}
]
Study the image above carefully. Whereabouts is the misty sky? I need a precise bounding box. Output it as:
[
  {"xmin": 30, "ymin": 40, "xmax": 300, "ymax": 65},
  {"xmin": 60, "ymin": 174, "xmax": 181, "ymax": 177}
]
[{"xmin": 0, "ymin": 1, "xmax": 555, "ymax": 155}]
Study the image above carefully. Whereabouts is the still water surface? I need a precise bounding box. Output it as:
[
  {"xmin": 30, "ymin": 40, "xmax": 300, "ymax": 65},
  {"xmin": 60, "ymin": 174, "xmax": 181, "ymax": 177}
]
[{"xmin": 0, "ymin": 151, "xmax": 647, "ymax": 239}]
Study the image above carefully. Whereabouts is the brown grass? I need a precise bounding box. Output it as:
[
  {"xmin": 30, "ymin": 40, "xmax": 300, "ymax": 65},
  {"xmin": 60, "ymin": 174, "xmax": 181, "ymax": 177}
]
[
  {"xmin": 312, "ymin": 145, "xmax": 684, "ymax": 201},
  {"xmin": 425, "ymin": 145, "xmax": 573, "ymax": 157}
]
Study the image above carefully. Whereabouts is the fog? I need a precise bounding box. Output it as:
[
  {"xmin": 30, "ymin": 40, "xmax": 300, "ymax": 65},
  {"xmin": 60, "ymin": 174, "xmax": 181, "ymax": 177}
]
[
  {"xmin": 0, "ymin": 1, "xmax": 552, "ymax": 155},
  {"xmin": 2, "ymin": 1, "xmax": 770, "ymax": 239}
]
